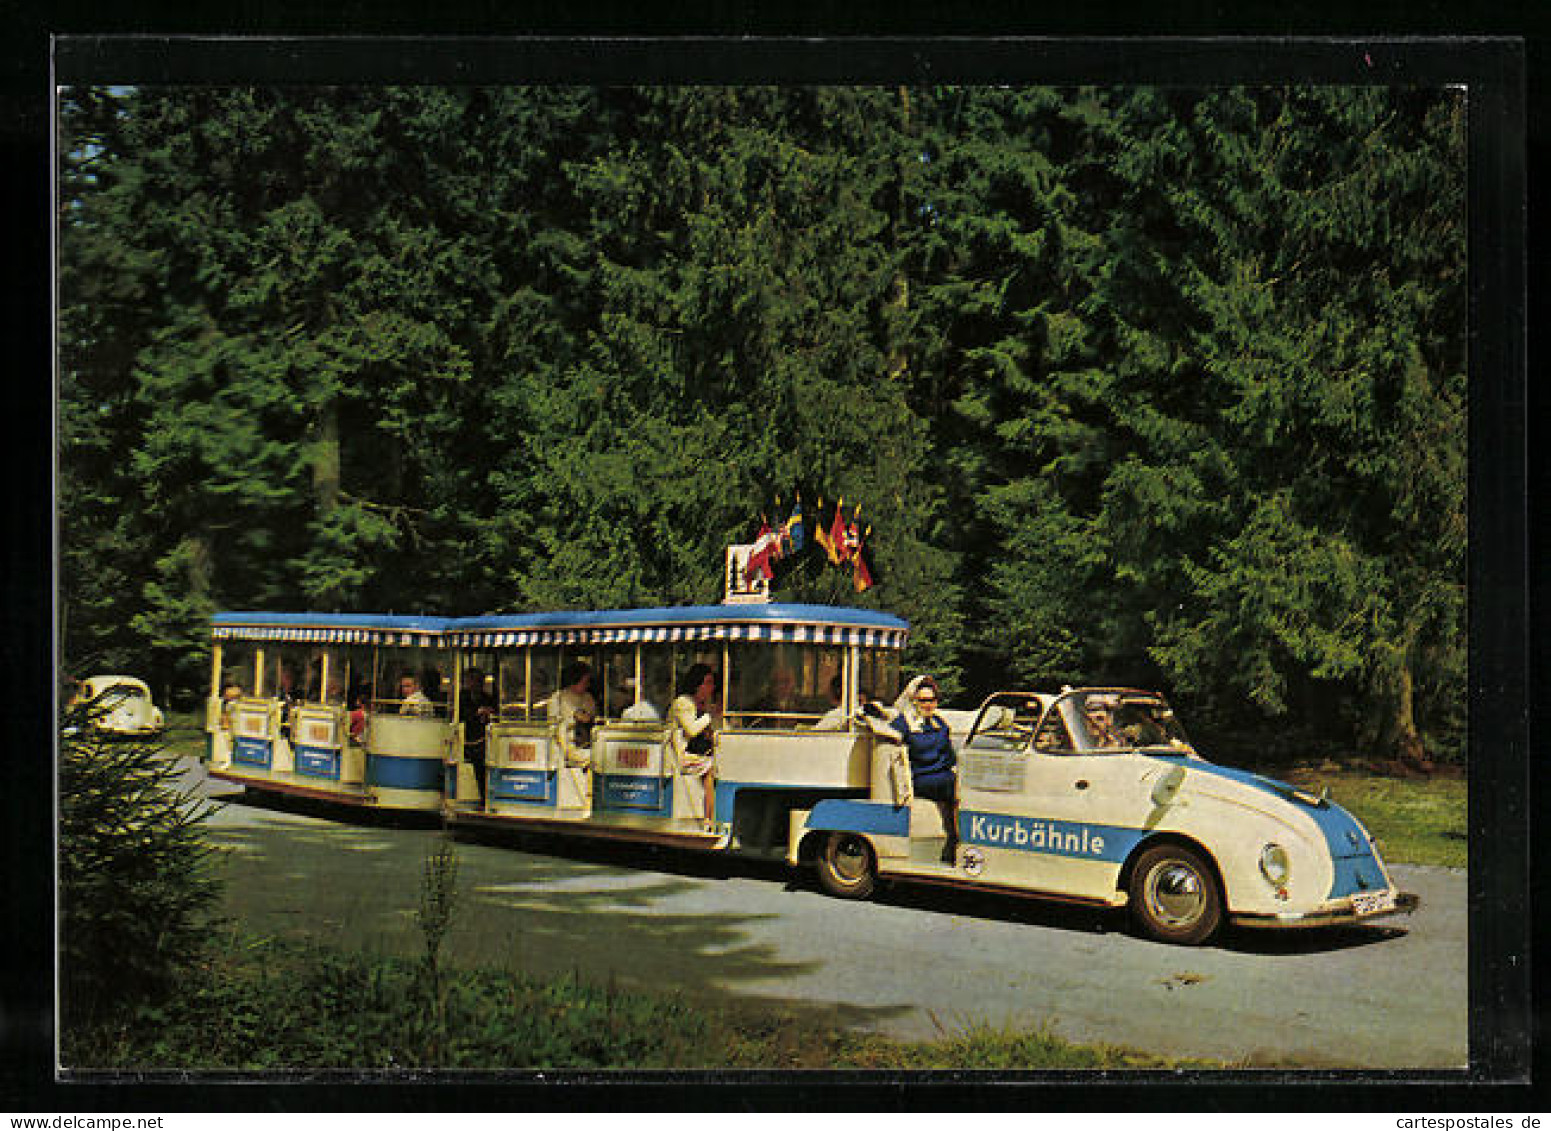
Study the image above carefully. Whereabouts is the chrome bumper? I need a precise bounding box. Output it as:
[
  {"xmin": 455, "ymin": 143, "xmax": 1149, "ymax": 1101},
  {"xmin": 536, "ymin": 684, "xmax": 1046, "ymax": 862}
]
[{"xmin": 1231, "ymin": 891, "xmax": 1420, "ymax": 930}]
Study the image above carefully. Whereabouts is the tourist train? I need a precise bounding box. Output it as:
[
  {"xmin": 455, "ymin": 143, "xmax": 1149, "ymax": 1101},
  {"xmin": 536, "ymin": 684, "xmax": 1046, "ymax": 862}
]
[{"xmin": 203, "ymin": 554, "xmax": 1416, "ymax": 945}]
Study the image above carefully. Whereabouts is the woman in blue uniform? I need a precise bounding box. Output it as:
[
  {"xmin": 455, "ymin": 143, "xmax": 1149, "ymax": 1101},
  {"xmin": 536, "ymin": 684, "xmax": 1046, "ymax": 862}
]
[{"xmin": 889, "ymin": 676, "xmax": 959, "ymax": 863}]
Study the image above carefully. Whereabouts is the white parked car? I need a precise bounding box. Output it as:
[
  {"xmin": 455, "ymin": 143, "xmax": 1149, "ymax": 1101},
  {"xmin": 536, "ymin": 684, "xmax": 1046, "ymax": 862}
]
[{"xmin": 72, "ymin": 675, "xmax": 166, "ymax": 736}]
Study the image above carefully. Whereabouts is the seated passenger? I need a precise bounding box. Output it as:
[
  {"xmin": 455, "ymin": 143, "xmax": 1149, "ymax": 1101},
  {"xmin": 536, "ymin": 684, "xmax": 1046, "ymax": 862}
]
[
  {"xmin": 422, "ymin": 667, "xmax": 449, "ymax": 708},
  {"xmin": 548, "ymin": 661, "xmax": 598, "ymax": 768},
  {"xmin": 221, "ymin": 683, "xmax": 244, "ymax": 730},
  {"xmin": 459, "ymin": 668, "xmax": 496, "ymax": 798},
  {"xmin": 1082, "ymin": 696, "xmax": 1127, "ymax": 749},
  {"xmin": 348, "ymin": 691, "xmax": 368, "ymax": 743},
  {"xmin": 398, "ymin": 674, "xmax": 434, "ymax": 717},
  {"xmin": 275, "ymin": 664, "xmax": 301, "ymax": 708},
  {"xmin": 276, "ymin": 663, "xmax": 302, "ymax": 739},
  {"xmin": 1034, "ymin": 713, "xmax": 1073, "ymax": 752},
  {"xmin": 811, "ymin": 675, "xmax": 848, "ymax": 731},
  {"xmin": 754, "ymin": 666, "xmax": 800, "ymax": 723},
  {"xmin": 619, "ymin": 676, "xmax": 662, "ymax": 722},
  {"xmin": 669, "ymin": 663, "xmax": 720, "ymax": 828}
]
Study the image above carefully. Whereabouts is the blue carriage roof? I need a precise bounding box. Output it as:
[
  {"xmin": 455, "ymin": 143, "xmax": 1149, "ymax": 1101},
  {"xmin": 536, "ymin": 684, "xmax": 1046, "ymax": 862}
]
[{"xmin": 212, "ymin": 604, "xmax": 909, "ymax": 649}]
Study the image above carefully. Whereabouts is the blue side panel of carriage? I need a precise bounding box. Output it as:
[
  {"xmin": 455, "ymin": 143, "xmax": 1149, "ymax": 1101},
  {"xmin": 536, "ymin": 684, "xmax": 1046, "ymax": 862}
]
[
  {"xmin": 368, "ymin": 753, "xmax": 446, "ymax": 792},
  {"xmin": 294, "ymin": 744, "xmax": 340, "ymax": 780},
  {"xmin": 490, "ymin": 768, "xmax": 554, "ymax": 803},
  {"xmin": 598, "ymin": 773, "xmax": 672, "ymax": 815},
  {"xmin": 233, "ymin": 736, "xmax": 271, "ymax": 768}
]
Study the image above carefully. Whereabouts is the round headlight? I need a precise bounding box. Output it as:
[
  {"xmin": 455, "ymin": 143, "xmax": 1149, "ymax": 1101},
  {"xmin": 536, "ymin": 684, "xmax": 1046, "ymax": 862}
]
[{"xmin": 1259, "ymin": 843, "xmax": 1291, "ymax": 886}]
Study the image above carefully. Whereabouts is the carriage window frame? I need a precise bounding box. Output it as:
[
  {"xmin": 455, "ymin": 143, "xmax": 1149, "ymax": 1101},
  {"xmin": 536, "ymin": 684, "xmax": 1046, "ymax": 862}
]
[
  {"xmin": 594, "ymin": 645, "xmax": 636, "ymax": 720},
  {"xmin": 220, "ymin": 642, "xmax": 261, "ymax": 699},
  {"xmin": 268, "ymin": 649, "xmax": 309, "ymax": 703},
  {"xmin": 725, "ymin": 642, "xmax": 842, "ymax": 729},
  {"xmin": 304, "ymin": 646, "xmax": 352, "ymax": 706},
  {"xmin": 374, "ymin": 645, "xmax": 451, "ymax": 717},
  {"xmin": 638, "ymin": 644, "xmax": 675, "ymax": 719},
  {"xmin": 857, "ymin": 647, "xmax": 901, "ymax": 712}
]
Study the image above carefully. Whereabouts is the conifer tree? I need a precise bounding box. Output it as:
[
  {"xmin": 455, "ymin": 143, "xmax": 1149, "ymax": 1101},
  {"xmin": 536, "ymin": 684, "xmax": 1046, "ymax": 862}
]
[{"xmin": 58, "ymin": 82, "xmax": 1464, "ymax": 758}]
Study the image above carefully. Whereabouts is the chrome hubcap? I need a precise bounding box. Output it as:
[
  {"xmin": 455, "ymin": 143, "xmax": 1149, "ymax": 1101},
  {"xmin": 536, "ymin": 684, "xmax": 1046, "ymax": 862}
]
[
  {"xmin": 830, "ymin": 836, "xmax": 870, "ymax": 884},
  {"xmin": 1147, "ymin": 861, "xmax": 1206, "ymax": 927}
]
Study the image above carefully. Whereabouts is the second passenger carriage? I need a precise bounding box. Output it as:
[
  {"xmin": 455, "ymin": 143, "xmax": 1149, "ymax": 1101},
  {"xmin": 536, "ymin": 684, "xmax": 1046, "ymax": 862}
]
[{"xmin": 440, "ymin": 603, "xmax": 906, "ymax": 853}]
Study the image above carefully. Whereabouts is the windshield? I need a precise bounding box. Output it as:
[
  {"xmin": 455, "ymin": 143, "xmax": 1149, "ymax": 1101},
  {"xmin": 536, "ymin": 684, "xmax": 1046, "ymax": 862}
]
[
  {"xmin": 1066, "ymin": 690, "xmax": 1193, "ymax": 754},
  {"xmin": 965, "ymin": 694, "xmax": 1046, "ymax": 752}
]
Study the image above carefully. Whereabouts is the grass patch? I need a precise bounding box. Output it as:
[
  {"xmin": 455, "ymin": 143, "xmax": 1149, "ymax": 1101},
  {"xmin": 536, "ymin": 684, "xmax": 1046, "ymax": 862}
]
[
  {"xmin": 159, "ymin": 712, "xmax": 209, "ymax": 761},
  {"xmin": 62, "ymin": 934, "xmax": 1224, "ymax": 1073},
  {"xmin": 1280, "ymin": 765, "xmax": 1466, "ymax": 869}
]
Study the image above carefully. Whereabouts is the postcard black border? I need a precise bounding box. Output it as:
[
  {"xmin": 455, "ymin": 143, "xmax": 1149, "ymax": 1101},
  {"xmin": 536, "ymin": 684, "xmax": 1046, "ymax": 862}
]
[{"xmin": 6, "ymin": 29, "xmax": 1536, "ymax": 1112}]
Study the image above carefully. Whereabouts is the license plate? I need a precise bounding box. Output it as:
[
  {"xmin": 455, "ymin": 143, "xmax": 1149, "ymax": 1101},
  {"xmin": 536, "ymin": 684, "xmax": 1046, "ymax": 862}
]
[{"xmin": 1351, "ymin": 890, "xmax": 1396, "ymax": 917}]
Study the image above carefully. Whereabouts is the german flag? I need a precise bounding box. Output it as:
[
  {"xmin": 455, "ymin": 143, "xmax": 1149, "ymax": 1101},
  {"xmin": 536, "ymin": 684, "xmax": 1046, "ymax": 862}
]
[{"xmin": 852, "ymin": 524, "xmax": 876, "ymax": 592}]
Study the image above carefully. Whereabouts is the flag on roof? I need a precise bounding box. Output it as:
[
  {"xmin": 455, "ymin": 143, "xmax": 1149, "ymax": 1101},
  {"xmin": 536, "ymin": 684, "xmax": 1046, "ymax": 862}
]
[
  {"xmin": 852, "ymin": 524, "xmax": 876, "ymax": 592},
  {"xmin": 782, "ymin": 495, "xmax": 805, "ymax": 555},
  {"xmin": 813, "ymin": 497, "xmax": 835, "ymax": 563},
  {"xmin": 821, "ymin": 497, "xmax": 848, "ymax": 565},
  {"xmin": 840, "ymin": 504, "xmax": 864, "ymax": 565},
  {"xmin": 743, "ymin": 515, "xmax": 783, "ymax": 582}
]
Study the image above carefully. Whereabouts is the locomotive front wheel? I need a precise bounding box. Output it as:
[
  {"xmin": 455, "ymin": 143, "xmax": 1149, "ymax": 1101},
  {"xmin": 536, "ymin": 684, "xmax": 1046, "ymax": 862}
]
[
  {"xmin": 817, "ymin": 831, "xmax": 878, "ymax": 900},
  {"xmin": 1128, "ymin": 843, "xmax": 1223, "ymax": 946}
]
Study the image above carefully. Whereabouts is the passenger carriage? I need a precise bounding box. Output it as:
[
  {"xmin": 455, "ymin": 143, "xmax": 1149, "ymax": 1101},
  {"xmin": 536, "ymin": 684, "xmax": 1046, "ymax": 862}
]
[
  {"xmin": 442, "ymin": 603, "xmax": 908, "ymax": 854},
  {"xmin": 206, "ymin": 612, "xmax": 456, "ymax": 812},
  {"xmin": 790, "ymin": 686, "xmax": 1419, "ymax": 945}
]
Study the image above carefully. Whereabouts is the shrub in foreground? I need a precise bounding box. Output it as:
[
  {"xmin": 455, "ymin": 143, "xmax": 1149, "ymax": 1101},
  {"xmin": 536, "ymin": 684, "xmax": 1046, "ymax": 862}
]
[{"xmin": 59, "ymin": 703, "xmax": 225, "ymax": 1031}]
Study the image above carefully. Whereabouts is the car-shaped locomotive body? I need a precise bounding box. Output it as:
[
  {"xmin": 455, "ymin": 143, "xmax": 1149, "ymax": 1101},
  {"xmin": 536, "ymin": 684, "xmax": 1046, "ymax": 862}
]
[{"xmin": 790, "ymin": 687, "xmax": 1418, "ymax": 944}]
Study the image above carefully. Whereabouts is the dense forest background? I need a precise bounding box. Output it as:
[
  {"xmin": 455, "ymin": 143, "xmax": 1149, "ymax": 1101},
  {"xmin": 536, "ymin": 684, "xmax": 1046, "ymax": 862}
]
[{"xmin": 57, "ymin": 84, "xmax": 1466, "ymax": 765}]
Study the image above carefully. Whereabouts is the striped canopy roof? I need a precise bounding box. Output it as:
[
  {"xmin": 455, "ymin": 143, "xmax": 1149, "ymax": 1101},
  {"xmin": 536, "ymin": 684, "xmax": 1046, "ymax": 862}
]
[
  {"xmin": 210, "ymin": 612, "xmax": 450, "ymax": 648},
  {"xmin": 212, "ymin": 604, "xmax": 909, "ymax": 650}
]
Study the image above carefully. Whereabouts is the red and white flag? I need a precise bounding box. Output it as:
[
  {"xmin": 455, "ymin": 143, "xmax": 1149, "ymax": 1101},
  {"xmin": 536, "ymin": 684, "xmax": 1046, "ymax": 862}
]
[{"xmin": 743, "ymin": 517, "xmax": 784, "ymax": 582}]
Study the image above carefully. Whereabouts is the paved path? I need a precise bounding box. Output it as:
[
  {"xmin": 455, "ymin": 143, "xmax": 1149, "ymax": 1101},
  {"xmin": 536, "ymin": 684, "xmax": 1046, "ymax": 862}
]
[{"xmin": 190, "ymin": 762, "xmax": 1467, "ymax": 1069}]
